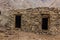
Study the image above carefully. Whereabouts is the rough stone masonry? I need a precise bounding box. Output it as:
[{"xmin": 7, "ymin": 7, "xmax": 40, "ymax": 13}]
[{"xmin": 0, "ymin": 7, "xmax": 60, "ymax": 35}]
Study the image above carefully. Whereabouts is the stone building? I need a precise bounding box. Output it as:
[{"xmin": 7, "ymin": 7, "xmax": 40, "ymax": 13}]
[{"xmin": 0, "ymin": 7, "xmax": 60, "ymax": 35}]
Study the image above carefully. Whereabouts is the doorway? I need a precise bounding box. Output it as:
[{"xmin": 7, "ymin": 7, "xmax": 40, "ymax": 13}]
[
  {"xmin": 42, "ymin": 18, "xmax": 48, "ymax": 30},
  {"xmin": 15, "ymin": 15, "xmax": 21, "ymax": 28}
]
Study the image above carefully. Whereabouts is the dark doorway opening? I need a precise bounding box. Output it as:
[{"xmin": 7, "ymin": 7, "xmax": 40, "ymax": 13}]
[
  {"xmin": 42, "ymin": 18, "xmax": 48, "ymax": 30},
  {"xmin": 15, "ymin": 15, "xmax": 21, "ymax": 28}
]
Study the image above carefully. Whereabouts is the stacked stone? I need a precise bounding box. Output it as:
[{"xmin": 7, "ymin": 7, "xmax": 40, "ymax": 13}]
[{"xmin": 0, "ymin": 7, "xmax": 60, "ymax": 35}]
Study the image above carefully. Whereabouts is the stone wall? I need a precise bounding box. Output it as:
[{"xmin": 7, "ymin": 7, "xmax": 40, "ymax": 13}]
[{"xmin": 0, "ymin": 7, "xmax": 60, "ymax": 35}]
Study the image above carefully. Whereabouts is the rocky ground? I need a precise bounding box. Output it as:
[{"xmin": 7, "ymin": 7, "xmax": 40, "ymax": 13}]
[{"xmin": 0, "ymin": 29, "xmax": 60, "ymax": 40}]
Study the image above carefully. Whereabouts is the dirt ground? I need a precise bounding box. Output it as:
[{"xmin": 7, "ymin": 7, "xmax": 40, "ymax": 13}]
[{"xmin": 0, "ymin": 29, "xmax": 60, "ymax": 40}]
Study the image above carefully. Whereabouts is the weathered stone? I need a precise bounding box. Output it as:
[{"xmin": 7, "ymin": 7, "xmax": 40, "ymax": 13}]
[{"xmin": 0, "ymin": 7, "xmax": 60, "ymax": 35}]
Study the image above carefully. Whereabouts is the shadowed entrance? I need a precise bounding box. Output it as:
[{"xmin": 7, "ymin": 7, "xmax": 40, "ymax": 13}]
[
  {"xmin": 15, "ymin": 15, "xmax": 21, "ymax": 28},
  {"xmin": 42, "ymin": 18, "xmax": 48, "ymax": 30}
]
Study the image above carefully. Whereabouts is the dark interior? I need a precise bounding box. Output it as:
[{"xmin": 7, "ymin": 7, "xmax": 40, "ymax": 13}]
[
  {"xmin": 0, "ymin": 11, "xmax": 1, "ymax": 15},
  {"xmin": 42, "ymin": 18, "xmax": 48, "ymax": 30},
  {"xmin": 15, "ymin": 15, "xmax": 21, "ymax": 28}
]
